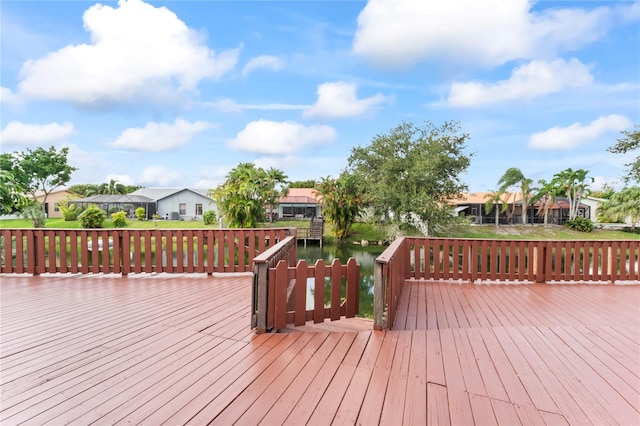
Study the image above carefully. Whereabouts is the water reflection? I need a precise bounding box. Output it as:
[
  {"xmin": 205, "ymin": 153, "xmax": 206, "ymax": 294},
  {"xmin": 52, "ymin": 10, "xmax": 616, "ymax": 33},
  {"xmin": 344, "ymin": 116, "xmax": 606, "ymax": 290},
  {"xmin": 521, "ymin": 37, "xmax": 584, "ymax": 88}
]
[{"xmin": 296, "ymin": 243, "xmax": 385, "ymax": 318}]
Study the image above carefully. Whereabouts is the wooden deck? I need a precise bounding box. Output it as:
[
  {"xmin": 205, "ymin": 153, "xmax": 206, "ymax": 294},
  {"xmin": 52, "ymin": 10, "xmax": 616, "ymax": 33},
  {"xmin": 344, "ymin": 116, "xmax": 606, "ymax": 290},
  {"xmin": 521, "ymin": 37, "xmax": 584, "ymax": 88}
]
[{"xmin": 1, "ymin": 274, "xmax": 638, "ymax": 425}]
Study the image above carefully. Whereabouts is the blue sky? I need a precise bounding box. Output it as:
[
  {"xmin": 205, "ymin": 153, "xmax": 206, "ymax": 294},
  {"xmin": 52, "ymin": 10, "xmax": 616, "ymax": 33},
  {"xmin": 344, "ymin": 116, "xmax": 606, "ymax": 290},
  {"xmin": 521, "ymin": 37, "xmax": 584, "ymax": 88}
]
[{"xmin": 1, "ymin": 0, "xmax": 638, "ymax": 192}]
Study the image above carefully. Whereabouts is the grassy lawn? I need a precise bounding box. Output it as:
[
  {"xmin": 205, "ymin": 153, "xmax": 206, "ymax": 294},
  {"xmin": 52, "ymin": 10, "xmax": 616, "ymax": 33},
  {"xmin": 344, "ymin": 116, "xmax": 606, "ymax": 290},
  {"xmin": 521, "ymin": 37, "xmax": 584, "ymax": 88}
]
[
  {"xmin": 2, "ymin": 217, "xmax": 638, "ymax": 241},
  {"xmin": 438, "ymin": 223, "xmax": 640, "ymax": 240}
]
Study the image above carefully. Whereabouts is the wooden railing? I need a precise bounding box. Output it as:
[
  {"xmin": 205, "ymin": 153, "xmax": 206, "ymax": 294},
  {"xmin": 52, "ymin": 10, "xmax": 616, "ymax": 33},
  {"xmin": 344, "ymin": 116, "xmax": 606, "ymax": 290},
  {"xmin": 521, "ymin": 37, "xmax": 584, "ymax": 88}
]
[
  {"xmin": 0, "ymin": 228, "xmax": 295, "ymax": 275},
  {"xmin": 252, "ymin": 236, "xmax": 360, "ymax": 333},
  {"xmin": 373, "ymin": 237, "xmax": 407, "ymax": 331},
  {"xmin": 252, "ymin": 235, "xmax": 298, "ymax": 332},
  {"xmin": 374, "ymin": 237, "xmax": 640, "ymax": 330}
]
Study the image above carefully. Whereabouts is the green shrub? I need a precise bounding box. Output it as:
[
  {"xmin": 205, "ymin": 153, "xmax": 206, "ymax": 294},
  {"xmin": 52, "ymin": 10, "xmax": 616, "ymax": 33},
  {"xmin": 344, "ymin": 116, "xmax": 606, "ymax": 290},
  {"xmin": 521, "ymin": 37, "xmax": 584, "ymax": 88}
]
[
  {"xmin": 79, "ymin": 205, "xmax": 106, "ymax": 228},
  {"xmin": 565, "ymin": 217, "xmax": 594, "ymax": 232},
  {"xmin": 111, "ymin": 210, "xmax": 127, "ymax": 227},
  {"xmin": 59, "ymin": 202, "xmax": 82, "ymax": 221},
  {"xmin": 21, "ymin": 202, "xmax": 46, "ymax": 228},
  {"xmin": 135, "ymin": 207, "xmax": 146, "ymax": 220},
  {"xmin": 203, "ymin": 210, "xmax": 217, "ymax": 225}
]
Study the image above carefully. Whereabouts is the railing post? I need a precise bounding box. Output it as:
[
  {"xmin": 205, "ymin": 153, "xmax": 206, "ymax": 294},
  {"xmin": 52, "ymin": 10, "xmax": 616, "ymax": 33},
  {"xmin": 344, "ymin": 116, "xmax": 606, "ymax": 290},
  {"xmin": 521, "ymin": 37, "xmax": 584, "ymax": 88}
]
[
  {"xmin": 253, "ymin": 261, "xmax": 268, "ymax": 333},
  {"xmin": 373, "ymin": 260, "xmax": 386, "ymax": 330}
]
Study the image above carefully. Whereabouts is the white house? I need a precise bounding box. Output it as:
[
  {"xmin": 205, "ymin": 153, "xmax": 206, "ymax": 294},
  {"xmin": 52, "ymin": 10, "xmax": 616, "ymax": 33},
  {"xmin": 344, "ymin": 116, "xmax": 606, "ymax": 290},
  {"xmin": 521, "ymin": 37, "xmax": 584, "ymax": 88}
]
[
  {"xmin": 581, "ymin": 197, "xmax": 606, "ymax": 222},
  {"xmin": 71, "ymin": 188, "xmax": 217, "ymax": 220},
  {"xmin": 130, "ymin": 188, "xmax": 217, "ymax": 220}
]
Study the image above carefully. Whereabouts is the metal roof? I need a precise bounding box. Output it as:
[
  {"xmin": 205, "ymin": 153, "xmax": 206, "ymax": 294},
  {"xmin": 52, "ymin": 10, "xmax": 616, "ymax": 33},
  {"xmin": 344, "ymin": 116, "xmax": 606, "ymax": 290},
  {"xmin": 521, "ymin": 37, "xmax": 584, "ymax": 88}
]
[
  {"xmin": 130, "ymin": 188, "xmax": 212, "ymax": 201},
  {"xmin": 70, "ymin": 194, "xmax": 154, "ymax": 204}
]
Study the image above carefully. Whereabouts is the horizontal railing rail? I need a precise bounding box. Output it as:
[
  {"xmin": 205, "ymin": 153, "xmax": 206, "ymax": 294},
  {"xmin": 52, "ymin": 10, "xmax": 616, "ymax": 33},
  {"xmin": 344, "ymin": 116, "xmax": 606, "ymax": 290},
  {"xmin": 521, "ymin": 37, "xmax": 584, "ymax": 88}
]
[
  {"xmin": 374, "ymin": 237, "xmax": 640, "ymax": 330},
  {"xmin": 1, "ymin": 228, "xmax": 296, "ymax": 275}
]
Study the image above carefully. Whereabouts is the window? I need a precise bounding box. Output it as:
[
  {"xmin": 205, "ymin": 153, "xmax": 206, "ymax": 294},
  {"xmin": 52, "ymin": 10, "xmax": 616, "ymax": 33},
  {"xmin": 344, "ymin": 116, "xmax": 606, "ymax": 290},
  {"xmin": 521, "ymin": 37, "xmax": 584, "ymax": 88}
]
[
  {"xmin": 54, "ymin": 203, "xmax": 60, "ymax": 212},
  {"xmin": 195, "ymin": 203, "xmax": 203, "ymax": 215},
  {"xmin": 179, "ymin": 203, "xmax": 186, "ymax": 215}
]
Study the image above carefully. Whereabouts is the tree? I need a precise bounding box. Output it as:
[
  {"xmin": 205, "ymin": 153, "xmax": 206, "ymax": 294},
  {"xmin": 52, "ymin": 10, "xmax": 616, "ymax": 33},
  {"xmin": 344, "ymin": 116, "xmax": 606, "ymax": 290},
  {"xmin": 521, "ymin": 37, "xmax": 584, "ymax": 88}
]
[
  {"xmin": 598, "ymin": 187, "xmax": 640, "ymax": 230},
  {"xmin": 0, "ymin": 171, "xmax": 28, "ymax": 215},
  {"xmin": 2, "ymin": 146, "xmax": 76, "ymax": 218},
  {"xmin": 550, "ymin": 168, "xmax": 592, "ymax": 220},
  {"xmin": 590, "ymin": 182, "xmax": 616, "ymax": 200},
  {"xmin": 263, "ymin": 167, "xmax": 290, "ymax": 222},
  {"xmin": 69, "ymin": 183, "xmax": 142, "ymax": 196},
  {"xmin": 98, "ymin": 179, "xmax": 127, "ymax": 195},
  {"xmin": 483, "ymin": 190, "xmax": 506, "ymax": 226},
  {"xmin": 608, "ymin": 126, "xmax": 639, "ymax": 184},
  {"xmin": 347, "ymin": 121, "xmax": 472, "ymax": 234},
  {"xmin": 531, "ymin": 179, "xmax": 556, "ymax": 227},
  {"xmin": 315, "ymin": 174, "xmax": 363, "ymax": 241},
  {"xmin": 68, "ymin": 184, "xmax": 99, "ymax": 197},
  {"xmin": 497, "ymin": 167, "xmax": 533, "ymax": 225},
  {"xmin": 212, "ymin": 163, "xmax": 288, "ymax": 228},
  {"xmin": 289, "ymin": 179, "xmax": 316, "ymax": 188}
]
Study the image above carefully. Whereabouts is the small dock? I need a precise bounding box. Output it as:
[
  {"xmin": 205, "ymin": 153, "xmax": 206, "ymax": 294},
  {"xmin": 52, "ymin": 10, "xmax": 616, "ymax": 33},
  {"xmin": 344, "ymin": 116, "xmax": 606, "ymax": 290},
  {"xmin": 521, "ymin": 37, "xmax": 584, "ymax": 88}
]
[{"xmin": 296, "ymin": 218, "xmax": 324, "ymax": 246}]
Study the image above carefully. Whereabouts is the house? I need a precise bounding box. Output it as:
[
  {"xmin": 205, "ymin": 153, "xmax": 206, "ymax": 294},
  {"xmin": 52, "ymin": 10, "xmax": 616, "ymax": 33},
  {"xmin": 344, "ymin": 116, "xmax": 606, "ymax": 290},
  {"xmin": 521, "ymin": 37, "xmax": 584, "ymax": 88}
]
[
  {"xmin": 581, "ymin": 197, "xmax": 606, "ymax": 222},
  {"xmin": 70, "ymin": 188, "xmax": 216, "ymax": 220},
  {"xmin": 452, "ymin": 192, "xmax": 591, "ymax": 225},
  {"xmin": 452, "ymin": 192, "xmax": 523, "ymax": 225},
  {"xmin": 277, "ymin": 188, "xmax": 322, "ymax": 219},
  {"xmin": 34, "ymin": 188, "xmax": 79, "ymax": 219},
  {"xmin": 130, "ymin": 188, "xmax": 216, "ymax": 220}
]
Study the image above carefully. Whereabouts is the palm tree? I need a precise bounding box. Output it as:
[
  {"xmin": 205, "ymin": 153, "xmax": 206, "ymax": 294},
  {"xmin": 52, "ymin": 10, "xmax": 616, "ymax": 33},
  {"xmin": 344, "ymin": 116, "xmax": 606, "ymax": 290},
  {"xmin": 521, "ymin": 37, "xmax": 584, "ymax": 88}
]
[
  {"xmin": 98, "ymin": 179, "xmax": 127, "ymax": 195},
  {"xmin": 484, "ymin": 190, "xmax": 505, "ymax": 226},
  {"xmin": 531, "ymin": 179, "xmax": 556, "ymax": 226},
  {"xmin": 599, "ymin": 187, "xmax": 640, "ymax": 230},
  {"xmin": 497, "ymin": 168, "xmax": 533, "ymax": 225},
  {"xmin": 213, "ymin": 163, "xmax": 288, "ymax": 227},
  {"xmin": 263, "ymin": 167, "xmax": 289, "ymax": 222},
  {"xmin": 550, "ymin": 168, "xmax": 592, "ymax": 220},
  {"xmin": 315, "ymin": 174, "xmax": 363, "ymax": 241}
]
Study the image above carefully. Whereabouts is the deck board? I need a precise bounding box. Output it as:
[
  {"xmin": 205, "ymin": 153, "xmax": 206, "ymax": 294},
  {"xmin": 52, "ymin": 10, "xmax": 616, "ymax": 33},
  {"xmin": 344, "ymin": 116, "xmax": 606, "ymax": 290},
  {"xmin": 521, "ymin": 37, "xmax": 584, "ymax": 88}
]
[{"xmin": 1, "ymin": 274, "xmax": 639, "ymax": 425}]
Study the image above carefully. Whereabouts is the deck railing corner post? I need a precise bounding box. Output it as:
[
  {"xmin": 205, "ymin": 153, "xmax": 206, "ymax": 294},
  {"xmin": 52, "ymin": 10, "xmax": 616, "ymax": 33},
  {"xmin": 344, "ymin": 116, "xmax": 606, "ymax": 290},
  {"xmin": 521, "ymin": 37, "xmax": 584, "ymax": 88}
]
[
  {"xmin": 253, "ymin": 261, "xmax": 268, "ymax": 332},
  {"xmin": 373, "ymin": 260, "xmax": 386, "ymax": 330}
]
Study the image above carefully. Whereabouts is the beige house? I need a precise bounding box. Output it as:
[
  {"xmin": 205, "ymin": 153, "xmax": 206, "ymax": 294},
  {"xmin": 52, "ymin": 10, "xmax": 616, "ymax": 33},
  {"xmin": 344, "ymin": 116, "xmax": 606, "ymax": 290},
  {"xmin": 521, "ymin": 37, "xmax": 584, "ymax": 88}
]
[
  {"xmin": 34, "ymin": 189, "xmax": 79, "ymax": 218},
  {"xmin": 452, "ymin": 192, "xmax": 591, "ymax": 225},
  {"xmin": 277, "ymin": 188, "xmax": 322, "ymax": 219}
]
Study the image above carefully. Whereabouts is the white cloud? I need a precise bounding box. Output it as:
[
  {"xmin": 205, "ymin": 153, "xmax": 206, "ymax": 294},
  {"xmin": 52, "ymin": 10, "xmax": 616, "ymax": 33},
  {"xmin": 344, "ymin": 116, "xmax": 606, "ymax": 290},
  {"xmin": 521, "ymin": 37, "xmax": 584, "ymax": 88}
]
[
  {"xmin": 0, "ymin": 87, "xmax": 24, "ymax": 107},
  {"xmin": 16, "ymin": 0, "xmax": 240, "ymax": 107},
  {"xmin": 241, "ymin": 55, "xmax": 283, "ymax": 77},
  {"xmin": 105, "ymin": 174, "xmax": 134, "ymax": 186},
  {"xmin": 194, "ymin": 165, "xmax": 231, "ymax": 189},
  {"xmin": 206, "ymin": 98, "xmax": 244, "ymax": 113},
  {"xmin": 591, "ymin": 176, "xmax": 623, "ymax": 192},
  {"xmin": 528, "ymin": 114, "xmax": 632, "ymax": 150},
  {"xmin": 138, "ymin": 166, "xmax": 183, "ymax": 186},
  {"xmin": 112, "ymin": 118, "xmax": 213, "ymax": 152},
  {"xmin": 353, "ymin": 0, "xmax": 619, "ymax": 68},
  {"xmin": 303, "ymin": 81, "xmax": 389, "ymax": 119},
  {"xmin": 204, "ymin": 98, "xmax": 308, "ymax": 113},
  {"xmin": 228, "ymin": 120, "xmax": 336, "ymax": 155},
  {"xmin": 253, "ymin": 155, "xmax": 301, "ymax": 171},
  {"xmin": 447, "ymin": 58, "xmax": 594, "ymax": 107},
  {"xmin": 0, "ymin": 121, "xmax": 74, "ymax": 145}
]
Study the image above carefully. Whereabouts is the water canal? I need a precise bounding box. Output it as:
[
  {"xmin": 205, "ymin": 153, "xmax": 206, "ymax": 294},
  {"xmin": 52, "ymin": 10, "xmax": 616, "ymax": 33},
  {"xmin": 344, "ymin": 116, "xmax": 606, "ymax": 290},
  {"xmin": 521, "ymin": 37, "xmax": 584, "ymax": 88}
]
[{"xmin": 296, "ymin": 243, "xmax": 386, "ymax": 318}]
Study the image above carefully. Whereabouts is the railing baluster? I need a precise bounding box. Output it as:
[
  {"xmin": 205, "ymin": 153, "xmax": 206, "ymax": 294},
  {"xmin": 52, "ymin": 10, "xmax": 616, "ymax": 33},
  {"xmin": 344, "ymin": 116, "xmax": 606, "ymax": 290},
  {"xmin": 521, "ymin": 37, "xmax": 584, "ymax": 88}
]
[
  {"xmin": 295, "ymin": 260, "xmax": 307, "ymax": 326},
  {"xmin": 314, "ymin": 259, "xmax": 326, "ymax": 324}
]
